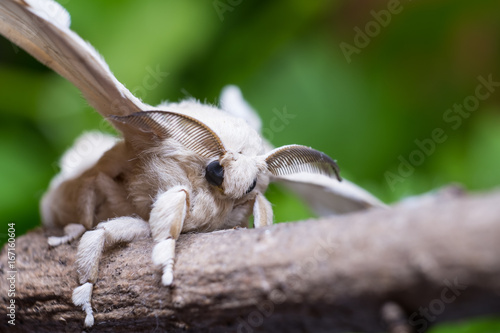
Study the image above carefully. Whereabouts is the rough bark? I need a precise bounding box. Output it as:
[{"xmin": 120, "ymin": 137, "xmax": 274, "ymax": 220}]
[{"xmin": 1, "ymin": 189, "xmax": 500, "ymax": 332}]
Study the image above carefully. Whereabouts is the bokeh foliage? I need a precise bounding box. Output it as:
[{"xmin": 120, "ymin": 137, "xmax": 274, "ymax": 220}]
[{"xmin": 0, "ymin": 0, "xmax": 499, "ymax": 330}]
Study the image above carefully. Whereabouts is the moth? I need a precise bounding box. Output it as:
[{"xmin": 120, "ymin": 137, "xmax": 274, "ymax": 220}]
[{"xmin": 0, "ymin": 0, "xmax": 384, "ymax": 327}]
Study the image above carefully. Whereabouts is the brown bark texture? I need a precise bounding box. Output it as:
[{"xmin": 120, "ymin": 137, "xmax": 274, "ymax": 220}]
[{"xmin": 1, "ymin": 189, "xmax": 500, "ymax": 332}]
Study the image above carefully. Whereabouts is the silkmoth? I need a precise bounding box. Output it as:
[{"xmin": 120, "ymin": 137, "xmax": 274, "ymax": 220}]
[{"xmin": 0, "ymin": 0, "xmax": 384, "ymax": 327}]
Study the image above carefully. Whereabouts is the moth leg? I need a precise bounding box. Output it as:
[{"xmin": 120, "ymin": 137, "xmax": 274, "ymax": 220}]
[
  {"xmin": 47, "ymin": 223, "xmax": 86, "ymax": 247},
  {"xmin": 253, "ymin": 192, "xmax": 274, "ymax": 228},
  {"xmin": 150, "ymin": 186, "xmax": 189, "ymax": 286},
  {"xmin": 46, "ymin": 171, "xmax": 133, "ymax": 247},
  {"xmin": 72, "ymin": 217, "xmax": 150, "ymax": 327}
]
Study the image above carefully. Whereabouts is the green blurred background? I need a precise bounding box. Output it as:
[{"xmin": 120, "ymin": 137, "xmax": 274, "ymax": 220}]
[{"xmin": 1, "ymin": 0, "xmax": 499, "ymax": 331}]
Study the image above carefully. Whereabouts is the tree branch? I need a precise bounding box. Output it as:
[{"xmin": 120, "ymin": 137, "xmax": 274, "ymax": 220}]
[{"xmin": 2, "ymin": 189, "xmax": 500, "ymax": 332}]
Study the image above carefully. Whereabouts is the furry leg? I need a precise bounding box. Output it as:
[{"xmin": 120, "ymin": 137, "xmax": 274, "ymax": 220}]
[
  {"xmin": 72, "ymin": 282, "xmax": 94, "ymax": 327},
  {"xmin": 47, "ymin": 223, "xmax": 86, "ymax": 247},
  {"xmin": 253, "ymin": 192, "xmax": 273, "ymax": 228},
  {"xmin": 72, "ymin": 217, "xmax": 150, "ymax": 327},
  {"xmin": 150, "ymin": 186, "xmax": 189, "ymax": 286}
]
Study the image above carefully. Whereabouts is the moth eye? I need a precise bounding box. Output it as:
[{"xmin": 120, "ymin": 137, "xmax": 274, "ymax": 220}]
[
  {"xmin": 246, "ymin": 178, "xmax": 257, "ymax": 194},
  {"xmin": 205, "ymin": 160, "xmax": 224, "ymax": 186}
]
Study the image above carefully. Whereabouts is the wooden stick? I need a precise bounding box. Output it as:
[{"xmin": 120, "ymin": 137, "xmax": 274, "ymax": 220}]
[{"xmin": 1, "ymin": 190, "xmax": 500, "ymax": 332}]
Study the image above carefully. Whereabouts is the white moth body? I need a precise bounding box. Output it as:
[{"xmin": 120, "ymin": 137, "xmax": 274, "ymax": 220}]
[
  {"xmin": 43, "ymin": 101, "xmax": 270, "ymax": 233},
  {"xmin": 0, "ymin": 0, "xmax": 386, "ymax": 327}
]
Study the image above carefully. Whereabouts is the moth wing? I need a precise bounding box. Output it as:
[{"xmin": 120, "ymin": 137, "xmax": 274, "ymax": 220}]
[
  {"xmin": 272, "ymin": 173, "xmax": 387, "ymax": 216},
  {"xmin": 0, "ymin": 0, "xmax": 147, "ymax": 120},
  {"xmin": 220, "ymin": 85, "xmax": 263, "ymax": 132},
  {"xmin": 219, "ymin": 85, "xmax": 274, "ymax": 152}
]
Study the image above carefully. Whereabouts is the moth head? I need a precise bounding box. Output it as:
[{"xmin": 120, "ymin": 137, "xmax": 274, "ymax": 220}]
[
  {"xmin": 111, "ymin": 111, "xmax": 341, "ymax": 200},
  {"xmin": 217, "ymin": 151, "xmax": 266, "ymax": 199}
]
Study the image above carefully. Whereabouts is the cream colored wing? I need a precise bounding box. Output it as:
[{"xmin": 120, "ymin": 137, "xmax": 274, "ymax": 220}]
[
  {"xmin": 273, "ymin": 173, "xmax": 387, "ymax": 216},
  {"xmin": 0, "ymin": 0, "xmax": 147, "ymax": 118},
  {"xmin": 220, "ymin": 85, "xmax": 263, "ymax": 132}
]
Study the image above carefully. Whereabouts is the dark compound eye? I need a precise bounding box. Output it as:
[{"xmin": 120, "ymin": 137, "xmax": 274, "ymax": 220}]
[
  {"xmin": 246, "ymin": 178, "xmax": 257, "ymax": 194},
  {"xmin": 205, "ymin": 160, "xmax": 224, "ymax": 186}
]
